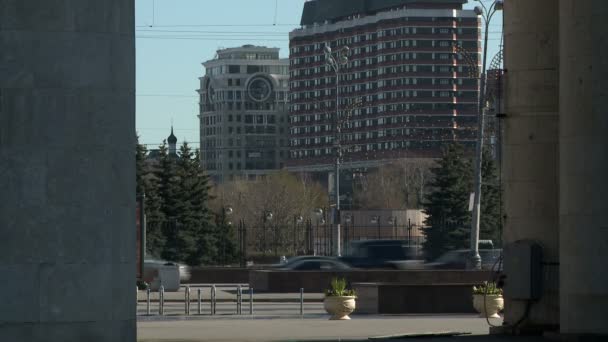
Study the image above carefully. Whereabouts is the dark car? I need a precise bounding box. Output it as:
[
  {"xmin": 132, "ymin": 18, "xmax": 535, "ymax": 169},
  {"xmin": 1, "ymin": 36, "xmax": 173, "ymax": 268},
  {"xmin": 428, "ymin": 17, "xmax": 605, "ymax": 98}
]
[
  {"xmin": 426, "ymin": 249, "xmax": 503, "ymax": 270},
  {"xmin": 278, "ymin": 258, "xmax": 351, "ymax": 271},
  {"xmin": 270, "ymin": 255, "xmax": 336, "ymax": 268},
  {"xmin": 340, "ymin": 240, "xmax": 423, "ymax": 269}
]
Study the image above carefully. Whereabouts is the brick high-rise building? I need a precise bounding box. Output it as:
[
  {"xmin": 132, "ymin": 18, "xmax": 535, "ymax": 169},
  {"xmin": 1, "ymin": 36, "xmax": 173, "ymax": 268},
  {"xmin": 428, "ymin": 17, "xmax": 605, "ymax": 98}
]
[{"xmin": 287, "ymin": 0, "xmax": 481, "ymax": 173}]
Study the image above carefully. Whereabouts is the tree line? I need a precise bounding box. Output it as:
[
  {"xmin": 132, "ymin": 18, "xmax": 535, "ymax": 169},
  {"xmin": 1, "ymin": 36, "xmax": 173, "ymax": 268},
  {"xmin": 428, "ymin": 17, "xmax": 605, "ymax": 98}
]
[{"xmin": 136, "ymin": 138, "xmax": 501, "ymax": 265}]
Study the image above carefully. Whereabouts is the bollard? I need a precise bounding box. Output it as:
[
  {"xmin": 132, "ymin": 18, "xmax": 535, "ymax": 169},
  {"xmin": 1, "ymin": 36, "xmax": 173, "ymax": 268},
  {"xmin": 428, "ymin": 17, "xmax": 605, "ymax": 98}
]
[
  {"xmin": 197, "ymin": 288, "xmax": 202, "ymax": 315},
  {"xmin": 237, "ymin": 285, "xmax": 242, "ymax": 314},
  {"xmin": 249, "ymin": 287, "xmax": 253, "ymax": 315},
  {"xmin": 185, "ymin": 286, "xmax": 190, "ymax": 315},
  {"xmin": 146, "ymin": 286, "xmax": 151, "ymax": 316},
  {"xmin": 159, "ymin": 285, "xmax": 165, "ymax": 315},
  {"xmin": 300, "ymin": 288, "xmax": 304, "ymax": 316},
  {"xmin": 211, "ymin": 285, "xmax": 216, "ymax": 315}
]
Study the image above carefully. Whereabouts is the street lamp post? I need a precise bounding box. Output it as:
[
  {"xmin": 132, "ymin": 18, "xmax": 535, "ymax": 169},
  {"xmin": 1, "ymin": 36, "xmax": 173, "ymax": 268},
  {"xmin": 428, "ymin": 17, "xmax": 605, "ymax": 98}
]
[
  {"xmin": 371, "ymin": 215, "xmax": 380, "ymax": 239},
  {"xmin": 293, "ymin": 215, "xmax": 304, "ymax": 255},
  {"xmin": 407, "ymin": 218, "xmax": 414, "ymax": 248},
  {"xmin": 314, "ymin": 208, "xmax": 325, "ymax": 256},
  {"xmin": 324, "ymin": 43, "xmax": 349, "ymax": 257},
  {"xmin": 468, "ymin": 0, "xmax": 503, "ymax": 269},
  {"xmin": 223, "ymin": 206, "xmax": 233, "ymax": 265},
  {"xmin": 388, "ymin": 216, "xmax": 397, "ymax": 239},
  {"xmin": 262, "ymin": 210, "xmax": 273, "ymax": 255},
  {"xmin": 344, "ymin": 214, "xmax": 352, "ymax": 254}
]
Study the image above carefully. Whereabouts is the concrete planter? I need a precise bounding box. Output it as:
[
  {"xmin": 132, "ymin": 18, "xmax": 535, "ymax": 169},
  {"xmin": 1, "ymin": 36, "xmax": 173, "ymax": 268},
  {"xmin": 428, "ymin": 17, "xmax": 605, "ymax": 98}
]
[
  {"xmin": 323, "ymin": 296, "xmax": 356, "ymax": 320},
  {"xmin": 473, "ymin": 294, "xmax": 504, "ymax": 318}
]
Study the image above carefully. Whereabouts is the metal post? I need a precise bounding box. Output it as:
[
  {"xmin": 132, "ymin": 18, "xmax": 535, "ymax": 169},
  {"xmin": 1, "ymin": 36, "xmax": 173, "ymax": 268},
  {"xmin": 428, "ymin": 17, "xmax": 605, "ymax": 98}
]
[
  {"xmin": 408, "ymin": 218, "xmax": 412, "ymax": 248},
  {"xmin": 237, "ymin": 285, "xmax": 242, "ymax": 315},
  {"xmin": 159, "ymin": 285, "xmax": 164, "ymax": 315},
  {"xmin": 249, "ymin": 287, "xmax": 254, "ymax": 315},
  {"xmin": 185, "ymin": 286, "xmax": 190, "ymax": 315},
  {"xmin": 335, "ymin": 65, "xmax": 342, "ymax": 258},
  {"xmin": 197, "ymin": 288, "xmax": 202, "ymax": 315},
  {"xmin": 146, "ymin": 286, "xmax": 151, "ymax": 316},
  {"xmin": 211, "ymin": 285, "xmax": 216, "ymax": 315},
  {"xmin": 469, "ymin": 0, "xmax": 502, "ymax": 270},
  {"xmin": 300, "ymin": 288, "xmax": 304, "ymax": 316}
]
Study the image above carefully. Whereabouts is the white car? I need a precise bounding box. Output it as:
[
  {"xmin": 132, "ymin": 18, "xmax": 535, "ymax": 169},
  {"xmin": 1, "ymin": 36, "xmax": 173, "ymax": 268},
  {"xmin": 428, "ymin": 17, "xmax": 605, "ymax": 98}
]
[{"xmin": 143, "ymin": 259, "xmax": 191, "ymax": 291}]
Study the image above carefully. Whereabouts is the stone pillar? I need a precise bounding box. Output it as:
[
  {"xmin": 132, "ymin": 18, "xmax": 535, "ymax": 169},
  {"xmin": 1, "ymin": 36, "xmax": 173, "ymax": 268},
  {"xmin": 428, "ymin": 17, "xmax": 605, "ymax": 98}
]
[
  {"xmin": 0, "ymin": 1, "xmax": 135, "ymax": 341},
  {"xmin": 502, "ymin": 0, "xmax": 560, "ymax": 332},
  {"xmin": 559, "ymin": 0, "xmax": 608, "ymax": 336}
]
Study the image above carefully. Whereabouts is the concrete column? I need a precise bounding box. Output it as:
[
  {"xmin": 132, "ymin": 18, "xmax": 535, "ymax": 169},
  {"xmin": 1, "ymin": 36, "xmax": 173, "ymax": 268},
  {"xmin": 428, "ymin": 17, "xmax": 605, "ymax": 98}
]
[
  {"xmin": 0, "ymin": 1, "xmax": 135, "ymax": 341},
  {"xmin": 502, "ymin": 0, "xmax": 560, "ymax": 332},
  {"xmin": 559, "ymin": 0, "xmax": 608, "ymax": 336}
]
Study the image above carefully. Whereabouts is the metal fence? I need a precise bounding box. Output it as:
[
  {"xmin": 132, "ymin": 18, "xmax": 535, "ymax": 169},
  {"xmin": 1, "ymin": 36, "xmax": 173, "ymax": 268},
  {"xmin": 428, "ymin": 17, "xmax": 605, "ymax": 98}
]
[
  {"xmin": 236, "ymin": 221, "xmax": 425, "ymax": 263},
  {"xmin": 146, "ymin": 219, "xmax": 427, "ymax": 265}
]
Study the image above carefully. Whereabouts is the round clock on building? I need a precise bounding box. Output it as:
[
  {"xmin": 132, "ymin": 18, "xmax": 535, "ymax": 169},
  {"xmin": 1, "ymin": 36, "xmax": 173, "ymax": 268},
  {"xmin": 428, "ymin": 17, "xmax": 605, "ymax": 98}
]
[
  {"xmin": 247, "ymin": 76, "xmax": 273, "ymax": 102},
  {"xmin": 206, "ymin": 78, "xmax": 217, "ymax": 104}
]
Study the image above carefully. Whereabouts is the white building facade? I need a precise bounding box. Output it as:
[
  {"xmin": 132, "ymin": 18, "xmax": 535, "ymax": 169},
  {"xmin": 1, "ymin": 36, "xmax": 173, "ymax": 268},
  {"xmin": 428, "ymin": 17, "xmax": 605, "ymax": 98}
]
[{"xmin": 198, "ymin": 45, "xmax": 290, "ymax": 182}]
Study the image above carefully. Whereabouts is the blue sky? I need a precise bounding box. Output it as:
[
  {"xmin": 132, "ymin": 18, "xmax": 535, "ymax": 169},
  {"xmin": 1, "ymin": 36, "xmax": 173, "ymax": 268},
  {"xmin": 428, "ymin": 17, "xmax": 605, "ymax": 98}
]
[{"xmin": 135, "ymin": 0, "xmax": 503, "ymax": 149}]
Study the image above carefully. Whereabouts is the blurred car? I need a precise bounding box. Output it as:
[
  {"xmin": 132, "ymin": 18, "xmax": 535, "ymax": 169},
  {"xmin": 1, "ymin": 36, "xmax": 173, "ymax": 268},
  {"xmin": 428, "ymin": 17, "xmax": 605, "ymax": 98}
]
[
  {"xmin": 271, "ymin": 255, "xmax": 336, "ymax": 268},
  {"xmin": 340, "ymin": 240, "xmax": 423, "ymax": 269},
  {"xmin": 278, "ymin": 258, "xmax": 352, "ymax": 271},
  {"xmin": 144, "ymin": 259, "xmax": 191, "ymax": 283},
  {"xmin": 426, "ymin": 249, "xmax": 503, "ymax": 270}
]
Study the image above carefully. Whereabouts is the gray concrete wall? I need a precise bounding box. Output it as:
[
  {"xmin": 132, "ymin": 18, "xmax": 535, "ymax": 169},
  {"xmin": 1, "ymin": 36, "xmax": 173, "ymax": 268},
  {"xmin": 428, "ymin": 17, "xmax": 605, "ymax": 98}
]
[
  {"xmin": 559, "ymin": 0, "xmax": 608, "ymax": 335},
  {"xmin": 0, "ymin": 1, "xmax": 136, "ymax": 341},
  {"xmin": 502, "ymin": 0, "xmax": 560, "ymax": 331}
]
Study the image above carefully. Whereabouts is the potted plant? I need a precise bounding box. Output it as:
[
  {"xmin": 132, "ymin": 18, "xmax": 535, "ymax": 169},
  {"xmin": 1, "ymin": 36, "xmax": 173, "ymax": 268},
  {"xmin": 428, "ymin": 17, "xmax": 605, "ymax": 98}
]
[
  {"xmin": 472, "ymin": 282, "xmax": 504, "ymax": 318},
  {"xmin": 323, "ymin": 277, "xmax": 357, "ymax": 320}
]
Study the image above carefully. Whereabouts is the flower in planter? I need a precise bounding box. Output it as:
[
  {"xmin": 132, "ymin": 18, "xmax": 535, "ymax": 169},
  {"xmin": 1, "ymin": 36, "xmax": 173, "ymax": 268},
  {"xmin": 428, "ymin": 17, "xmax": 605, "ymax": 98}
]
[
  {"xmin": 473, "ymin": 281, "xmax": 503, "ymax": 296},
  {"xmin": 325, "ymin": 277, "xmax": 357, "ymax": 297},
  {"xmin": 472, "ymin": 281, "xmax": 504, "ymax": 318},
  {"xmin": 323, "ymin": 277, "xmax": 357, "ymax": 320}
]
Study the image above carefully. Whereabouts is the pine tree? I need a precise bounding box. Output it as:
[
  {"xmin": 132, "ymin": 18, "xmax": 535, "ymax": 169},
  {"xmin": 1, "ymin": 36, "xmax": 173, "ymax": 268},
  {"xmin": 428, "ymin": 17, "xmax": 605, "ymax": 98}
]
[
  {"xmin": 136, "ymin": 137, "xmax": 167, "ymax": 257},
  {"xmin": 135, "ymin": 136, "xmax": 148, "ymax": 198},
  {"xmin": 422, "ymin": 144, "xmax": 473, "ymax": 261},
  {"xmin": 185, "ymin": 148, "xmax": 217, "ymax": 266},
  {"xmin": 480, "ymin": 147, "xmax": 501, "ymax": 247},
  {"xmin": 156, "ymin": 141, "xmax": 182, "ymax": 261},
  {"xmin": 159, "ymin": 143, "xmax": 217, "ymax": 265}
]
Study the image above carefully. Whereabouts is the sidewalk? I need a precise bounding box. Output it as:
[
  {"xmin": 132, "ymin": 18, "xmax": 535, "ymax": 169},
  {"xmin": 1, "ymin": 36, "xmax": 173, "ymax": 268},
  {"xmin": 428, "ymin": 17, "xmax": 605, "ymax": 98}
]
[
  {"xmin": 137, "ymin": 315, "xmax": 504, "ymax": 342},
  {"xmin": 138, "ymin": 315, "xmax": 525, "ymax": 342}
]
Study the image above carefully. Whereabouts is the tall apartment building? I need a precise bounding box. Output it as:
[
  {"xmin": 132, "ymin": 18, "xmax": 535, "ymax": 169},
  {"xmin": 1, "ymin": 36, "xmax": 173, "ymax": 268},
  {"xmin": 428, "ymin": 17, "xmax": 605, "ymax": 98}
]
[
  {"xmin": 287, "ymin": 0, "xmax": 481, "ymax": 172},
  {"xmin": 198, "ymin": 45, "xmax": 290, "ymax": 182}
]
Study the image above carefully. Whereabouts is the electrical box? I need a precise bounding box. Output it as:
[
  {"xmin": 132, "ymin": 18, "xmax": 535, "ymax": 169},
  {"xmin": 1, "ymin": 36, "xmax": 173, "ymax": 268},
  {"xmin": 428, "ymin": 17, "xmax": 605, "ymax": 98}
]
[{"xmin": 503, "ymin": 240, "xmax": 543, "ymax": 300}]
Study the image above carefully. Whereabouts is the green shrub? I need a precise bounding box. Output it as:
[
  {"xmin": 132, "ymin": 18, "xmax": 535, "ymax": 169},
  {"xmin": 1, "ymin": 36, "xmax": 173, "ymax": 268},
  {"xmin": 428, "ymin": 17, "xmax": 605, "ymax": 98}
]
[
  {"xmin": 325, "ymin": 277, "xmax": 356, "ymax": 297},
  {"xmin": 136, "ymin": 280, "xmax": 149, "ymax": 290}
]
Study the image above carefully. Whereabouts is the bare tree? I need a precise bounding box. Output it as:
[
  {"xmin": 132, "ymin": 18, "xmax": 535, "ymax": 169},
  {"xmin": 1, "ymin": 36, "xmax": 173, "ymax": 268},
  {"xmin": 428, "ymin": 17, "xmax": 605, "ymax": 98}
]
[
  {"xmin": 211, "ymin": 171, "xmax": 328, "ymax": 255},
  {"xmin": 353, "ymin": 159, "xmax": 434, "ymax": 210}
]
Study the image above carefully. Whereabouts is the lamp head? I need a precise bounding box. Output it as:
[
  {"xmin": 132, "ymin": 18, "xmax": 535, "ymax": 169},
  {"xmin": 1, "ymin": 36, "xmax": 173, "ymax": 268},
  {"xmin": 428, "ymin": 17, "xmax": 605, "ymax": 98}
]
[
  {"xmin": 324, "ymin": 45, "xmax": 332, "ymax": 54},
  {"xmin": 495, "ymin": 0, "xmax": 504, "ymax": 11},
  {"xmin": 474, "ymin": 6, "xmax": 483, "ymax": 15},
  {"xmin": 314, "ymin": 208, "xmax": 324, "ymax": 217}
]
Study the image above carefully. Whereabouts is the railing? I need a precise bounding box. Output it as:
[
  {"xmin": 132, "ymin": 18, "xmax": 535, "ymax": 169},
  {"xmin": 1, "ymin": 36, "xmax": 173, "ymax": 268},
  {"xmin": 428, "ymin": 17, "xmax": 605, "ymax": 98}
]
[{"xmin": 137, "ymin": 284, "xmax": 311, "ymax": 318}]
